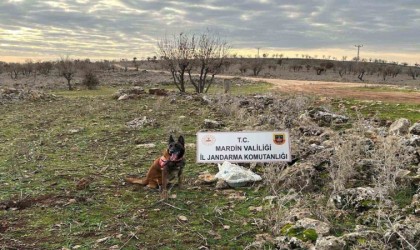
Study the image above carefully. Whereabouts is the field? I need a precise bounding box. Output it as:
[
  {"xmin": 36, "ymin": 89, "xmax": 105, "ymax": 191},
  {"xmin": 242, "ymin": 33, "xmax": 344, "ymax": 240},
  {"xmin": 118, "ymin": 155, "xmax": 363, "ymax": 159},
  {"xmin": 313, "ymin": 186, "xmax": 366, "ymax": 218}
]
[{"xmin": 1, "ymin": 65, "xmax": 420, "ymax": 249}]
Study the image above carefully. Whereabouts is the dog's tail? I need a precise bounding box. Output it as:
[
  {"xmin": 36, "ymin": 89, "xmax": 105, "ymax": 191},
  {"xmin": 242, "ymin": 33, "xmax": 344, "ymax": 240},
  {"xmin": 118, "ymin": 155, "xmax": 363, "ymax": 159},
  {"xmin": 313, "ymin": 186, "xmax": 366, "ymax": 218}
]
[{"xmin": 124, "ymin": 177, "xmax": 148, "ymax": 185}]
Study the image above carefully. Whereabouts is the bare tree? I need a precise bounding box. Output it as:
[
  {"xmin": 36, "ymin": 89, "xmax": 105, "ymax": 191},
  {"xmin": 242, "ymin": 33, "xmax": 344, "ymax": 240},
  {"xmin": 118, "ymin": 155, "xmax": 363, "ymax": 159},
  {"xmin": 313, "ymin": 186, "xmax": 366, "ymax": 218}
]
[
  {"xmin": 407, "ymin": 66, "xmax": 419, "ymax": 80},
  {"xmin": 57, "ymin": 56, "xmax": 77, "ymax": 90},
  {"xmin": 7, "ymin": 63, "xmax": 21, "ymax": 79},
  {"xmin": 36, "ymin": 61, "xmax": 53, "ymax": 76},
  {"xmin": 250, "ymin": 58, "xmax": 264, "ymax": 76},
  {"xmin": 187, "ymin": 31, "xmax": 230, "ymax": 93},
  {"xmin": 158, "ymin": 31, "xmax": 229, "ymax": 93},
  {"xmin": 133, "ymin": 57, "xmax": 139, "ymax": 71},
  {"xmin": 158, "ymin": 33, "xmax": 195, "ymax": 92}
]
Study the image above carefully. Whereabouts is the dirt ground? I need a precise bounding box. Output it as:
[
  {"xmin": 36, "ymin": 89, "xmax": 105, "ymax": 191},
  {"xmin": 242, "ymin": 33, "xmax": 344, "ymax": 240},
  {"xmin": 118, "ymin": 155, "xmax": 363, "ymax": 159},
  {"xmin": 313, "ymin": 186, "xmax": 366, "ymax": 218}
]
[{"xmin": 239, "ymin": 77, "xmax": 420, "ymax": 104}]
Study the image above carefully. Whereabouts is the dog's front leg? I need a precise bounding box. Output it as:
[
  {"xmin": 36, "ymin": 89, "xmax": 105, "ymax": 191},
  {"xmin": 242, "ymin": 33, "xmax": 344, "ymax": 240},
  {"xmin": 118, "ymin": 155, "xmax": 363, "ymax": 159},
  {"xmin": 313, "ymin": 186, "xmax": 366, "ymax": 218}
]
[
  {"xmin": 160, "ymin": 166, "xmax": 169, "ymax": 200},
  {"xmin": 177, "ymin": 168, "xmax": 183, "ymax": 189}
]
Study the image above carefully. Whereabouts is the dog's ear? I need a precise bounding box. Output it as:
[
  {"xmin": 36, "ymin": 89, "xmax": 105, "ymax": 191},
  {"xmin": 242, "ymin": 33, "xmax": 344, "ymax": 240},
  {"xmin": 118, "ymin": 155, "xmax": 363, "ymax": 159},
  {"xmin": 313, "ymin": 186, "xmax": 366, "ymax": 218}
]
[
  {"xmin": 169, "ymin": 135, "xmax": 175, "ymax": 144},
  {"xmin": 178, "ymin": 136, "xmax": 185, "ymax": 146}
]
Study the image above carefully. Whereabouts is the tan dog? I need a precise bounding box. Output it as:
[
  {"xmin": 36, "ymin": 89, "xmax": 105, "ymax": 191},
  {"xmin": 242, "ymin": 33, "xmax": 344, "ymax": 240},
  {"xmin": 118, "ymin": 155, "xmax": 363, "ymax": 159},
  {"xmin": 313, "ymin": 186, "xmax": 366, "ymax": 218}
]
[{"xmin": 125, "ymin": 135, "xmax": 185, "ymax": 199}]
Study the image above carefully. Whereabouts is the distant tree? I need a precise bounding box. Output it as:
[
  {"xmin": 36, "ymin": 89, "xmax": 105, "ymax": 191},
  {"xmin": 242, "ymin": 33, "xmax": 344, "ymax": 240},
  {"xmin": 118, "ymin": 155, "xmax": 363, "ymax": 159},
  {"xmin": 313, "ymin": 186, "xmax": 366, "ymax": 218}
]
[
  {"xmin": 36, "ymin": 61, "xmax": 53, "ymax": 75},
  {"xmin": 407, "ymin": 67, "xmax": 419, "ymax": 80},
  {"xmin": 251, "ymin": 59, "xmax": 264, "ymax": 76},
  {"xmin": 57, "ymin": 56, "xmax": 77, "ymax": 90},
  {"xmin": 7, "ymin": 63, "xmax": 21, "ymax": 79},
  {"xmin": 133, "ymin": 57, "xmax": 139, "ymax": 71},
  {"xmin": 81, "ymin": 63, "xmax": 100, "ymax": 90},
  {"xmin": 355, "ymin": 62, "xmax": 367, "ymax": 81},
  {"xmin": 23, "ymin": 59, "xmax": 34, "ymax": 76}
]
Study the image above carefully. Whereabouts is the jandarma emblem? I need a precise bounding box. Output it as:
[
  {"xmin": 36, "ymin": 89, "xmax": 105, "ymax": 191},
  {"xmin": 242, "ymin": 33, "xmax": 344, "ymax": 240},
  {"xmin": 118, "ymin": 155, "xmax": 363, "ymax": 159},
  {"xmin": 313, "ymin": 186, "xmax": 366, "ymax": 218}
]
[
  {"xmin": 202, "ymin": 134, "xmax": 216, "ymax": 145},
  {"xmin": 273, "ymin": 133, "xmax": 285, "ymax": 145}
]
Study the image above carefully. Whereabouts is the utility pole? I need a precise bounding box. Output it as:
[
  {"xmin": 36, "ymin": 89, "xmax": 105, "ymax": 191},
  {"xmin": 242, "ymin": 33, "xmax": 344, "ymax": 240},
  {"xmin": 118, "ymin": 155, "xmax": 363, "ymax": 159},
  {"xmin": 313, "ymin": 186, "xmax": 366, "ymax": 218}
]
[
  {"xmin": 257, "ymin": 47, "xmax": 260, "ymax": 58},
  {"xmin": 354, "ymin": 44, "xmax": 363, "ymax": 62}
]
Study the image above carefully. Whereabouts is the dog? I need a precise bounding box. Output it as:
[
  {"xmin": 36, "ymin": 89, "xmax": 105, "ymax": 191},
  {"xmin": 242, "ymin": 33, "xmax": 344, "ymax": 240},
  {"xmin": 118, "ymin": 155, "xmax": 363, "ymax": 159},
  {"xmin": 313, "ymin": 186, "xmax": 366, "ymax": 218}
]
[{"xmin": 125, "ymin": 135, "xmax": 185, "ymax": 199}]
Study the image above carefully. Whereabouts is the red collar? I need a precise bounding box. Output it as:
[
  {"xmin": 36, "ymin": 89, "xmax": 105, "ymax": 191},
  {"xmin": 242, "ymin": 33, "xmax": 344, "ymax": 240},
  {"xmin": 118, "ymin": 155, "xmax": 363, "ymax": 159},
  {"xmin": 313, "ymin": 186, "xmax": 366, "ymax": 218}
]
[{"xmin": 158, "ymin": 156, "xmax": 184, "ymax": 168}]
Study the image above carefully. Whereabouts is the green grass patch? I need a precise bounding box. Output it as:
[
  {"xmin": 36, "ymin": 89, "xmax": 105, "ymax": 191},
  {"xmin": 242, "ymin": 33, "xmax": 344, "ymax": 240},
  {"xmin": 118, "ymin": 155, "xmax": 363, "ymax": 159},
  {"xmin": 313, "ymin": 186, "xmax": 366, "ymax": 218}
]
[
  {"xmin": 0, "ymin": 85, "xmax": 272, "ymax": 249},
  {"xmin": 52, "ymin": 86, "xmax": 118, "ymax": 97},
  {"xmin": 349, "ymin": 86, "xmax": 419, "ymax": 93},
  {"xmin": 332, "ymin": 99, "xmax": 420, "ymax": 123}
]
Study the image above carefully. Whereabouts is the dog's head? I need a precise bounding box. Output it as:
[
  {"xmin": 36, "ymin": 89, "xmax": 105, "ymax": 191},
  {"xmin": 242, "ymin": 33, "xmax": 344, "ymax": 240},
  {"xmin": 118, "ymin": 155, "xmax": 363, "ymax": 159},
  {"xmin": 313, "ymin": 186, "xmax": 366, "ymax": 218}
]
[{"xmin": 167, "ymin": 135, "xmax": 185, "ymax": 161}]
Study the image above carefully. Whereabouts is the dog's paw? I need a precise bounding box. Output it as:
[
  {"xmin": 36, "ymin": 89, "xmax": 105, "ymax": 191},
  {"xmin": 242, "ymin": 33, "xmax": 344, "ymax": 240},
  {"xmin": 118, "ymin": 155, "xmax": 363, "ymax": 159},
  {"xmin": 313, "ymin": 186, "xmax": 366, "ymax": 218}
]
[{"xmin": 160, "ymin": 190, "xmax": 169, "ymax": 200}]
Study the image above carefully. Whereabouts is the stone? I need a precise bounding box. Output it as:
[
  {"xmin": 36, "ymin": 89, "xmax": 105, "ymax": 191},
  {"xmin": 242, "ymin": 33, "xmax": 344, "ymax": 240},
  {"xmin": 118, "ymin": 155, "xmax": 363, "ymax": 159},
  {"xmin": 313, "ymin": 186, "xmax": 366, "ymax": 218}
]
[
  {"xmin": 135, "ymin": 143, "xmax": 156, "ymax": 148},
  {"xmin": 389, "ymin": 118, "xmax": 410, "ymax": 135},
  {"xmin": 148, "ymin": 88, "xmax": 168, "ymax": 96},
  {"xmin": 384, "ymin": 215, "xmax": 420, "ymax": 249},
  {"xmin": 308, "ymin": 107, "xmax": 348, "ymax": 127},
  {"xmin": 331, "ymin": 187, "xmax": 378, "ymax": 211},
  {"xmin": 295, "ymin": 218, "xmax": 330, "ymax": 236},
  {"xmin": 409, "ymin": 123, "xmax": 420, "ymax": 135},
  {"xmin": 408, "ymin": 136, "xmax": 420, "ymax": 147},
  {"xmin": 315, "ymin": 236, "xmax": 346, "ymax": 250},
  {"xmin": 341, "ymin": 230, "xmax": 380, "ymax": 246},
  {"xmin": 117, "ymin": 94, "xmax": 129, "ymax": 100},
  {"xmin": 126, "ymin": 117, "xmax": 156, "ymax": 129},
  {"xmin": 277, "ymin": 162, "xmax": 321, "ymax": 192},
  {"xmin": 203, "ymin": 119, "xmax": 223, "ymax": 129},
  {"xmin": 215, "ymin": 179, "xmax": 229, "ymax": 189}
]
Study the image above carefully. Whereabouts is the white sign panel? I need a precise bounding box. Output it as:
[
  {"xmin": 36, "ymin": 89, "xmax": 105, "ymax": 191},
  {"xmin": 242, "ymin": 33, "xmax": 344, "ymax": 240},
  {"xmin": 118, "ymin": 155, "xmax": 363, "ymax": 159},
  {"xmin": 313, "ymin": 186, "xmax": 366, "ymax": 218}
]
[{"xmin": 197, "ymin": 131, "xmax": 291, "ymax": 163}]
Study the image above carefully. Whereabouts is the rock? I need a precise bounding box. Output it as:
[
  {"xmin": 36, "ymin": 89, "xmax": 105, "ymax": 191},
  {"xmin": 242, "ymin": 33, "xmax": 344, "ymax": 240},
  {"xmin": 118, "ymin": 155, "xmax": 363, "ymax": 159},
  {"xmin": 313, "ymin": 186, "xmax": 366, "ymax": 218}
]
[
  {"xmin": 148, "ymin": 88, "xmax": 168, "ymax": 96},
  {"xmin": 315, "ymin": 236, "xmax": 346, "ymax": 250},
  {"xmin": 274, "ymin": 236, "xmax": 312, "ymax": 250},
  {"xmin": 2, "ymin": 87, "xmax": 19, "ymax": 94},
  {"xmin": 114, "ymin": 87, "xmax": 145, "ymax": 100},
  {"xmin": 408, "ymin": 136, "xmax": 420, "ymax": 147},
  {"xmin": 117, "ymin": 94, "xmax": 129, "ymax": 100},
  {"xmin": 203, "ymin": 119, "xmax": 224, "ymax": 129},
  {"xmin": 409, "ymin": 123, "xmax": 420, "ymax": 135},
  {"xmin": 215, "ymin": 179, "xmax": 229, "ymax": 189},
  {"xmin": 384, "ymin": 215, "xmax": 420, "ymax": 249},
  {"xmin": 201, "ymin": 95, "xmax": 212, "ymax": 105},
  {"xmin": 389, "ymin": 118, "xmax": 410, "ymax": 135},
  {"xmin": 319, "ymin": 130, "xmax": 334, "ymax": 141},
  {"xmin": 198, "ymin": 172, "xmax": 217, "ymax": 183},
  {"xmin": 331, "ymin": 187, "xmax": 379, "ymax": 211},
  {"xmin": 239, "ymin": 100, "xmax": 250, "ymax": 107},
  {"xmin": 136, "ymin": 143, "xmax": 156, "ymax": 148},
  {"xmin": 126, "ymin": 117, "xmax": 156, "ymax": 129},
  {"xmin": 321, "ymin": 140, "xmax": 334, "ymax": 148},
  {"xmin": 308, "ymin": 108, "xmax": 348, "ymax": 127},
  {"xmin": 412, "ymin": 194, "xmax": 420, "ymax": 215},
  {"xmin": 178, "ymin": 215, "xmax": 188, "ymax": 222},
  {"xmin": 299, "ymin": 126, "xmax": 324, "ymax": 136},
  {"xmin": 277, "ymin": 162, "xmax": 323, "ymax": 192},
  {"xmin": 295, "ymin": 218, "xmax": 330, "ymax": 236},
  {"xmin": 340, "ymin": 229, "xmax": 381, "ymax": 247}
]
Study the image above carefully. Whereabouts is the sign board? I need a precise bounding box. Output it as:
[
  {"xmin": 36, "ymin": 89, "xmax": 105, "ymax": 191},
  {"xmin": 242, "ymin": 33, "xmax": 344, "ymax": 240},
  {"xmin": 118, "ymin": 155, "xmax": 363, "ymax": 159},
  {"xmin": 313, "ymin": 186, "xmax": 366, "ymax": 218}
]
[{"xmin": 196, "ymin": 131, "xmax": 291, "ymax": 163}]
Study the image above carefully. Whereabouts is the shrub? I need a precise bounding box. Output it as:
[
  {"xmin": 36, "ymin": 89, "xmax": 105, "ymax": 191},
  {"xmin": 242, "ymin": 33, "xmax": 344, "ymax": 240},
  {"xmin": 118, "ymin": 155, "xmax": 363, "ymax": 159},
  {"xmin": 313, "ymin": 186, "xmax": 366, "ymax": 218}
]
[{"xmin": 82, "ymin": 69, "xmax": 100, "ymax": 89}]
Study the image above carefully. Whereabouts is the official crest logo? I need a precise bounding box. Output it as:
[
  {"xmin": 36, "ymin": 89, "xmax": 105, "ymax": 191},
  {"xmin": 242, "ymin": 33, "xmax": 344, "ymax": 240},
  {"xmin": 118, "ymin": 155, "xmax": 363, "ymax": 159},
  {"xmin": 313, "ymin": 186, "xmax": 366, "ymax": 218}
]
[
  {"xmin": 273, "ymin": 133, "xmax": 285, "ymax": 145},
  {"xmin": 202, "ymin": 134, "xmax": 216, "ymax": 146}
]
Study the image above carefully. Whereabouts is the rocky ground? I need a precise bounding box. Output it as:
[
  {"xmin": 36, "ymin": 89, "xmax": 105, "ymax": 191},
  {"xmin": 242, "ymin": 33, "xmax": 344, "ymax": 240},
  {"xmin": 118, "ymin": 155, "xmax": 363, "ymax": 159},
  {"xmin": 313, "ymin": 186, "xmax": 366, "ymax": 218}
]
[{"xmin": 0, "ymin": 70, "xmax": 419, "ymax": 249}]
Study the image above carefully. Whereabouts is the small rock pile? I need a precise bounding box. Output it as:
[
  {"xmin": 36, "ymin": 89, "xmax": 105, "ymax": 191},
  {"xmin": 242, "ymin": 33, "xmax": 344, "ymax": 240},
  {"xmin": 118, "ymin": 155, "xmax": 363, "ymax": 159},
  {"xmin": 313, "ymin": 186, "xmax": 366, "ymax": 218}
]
[{"xmin": 0, "ymin": 87, "xmax": 56, "ymax": 104}]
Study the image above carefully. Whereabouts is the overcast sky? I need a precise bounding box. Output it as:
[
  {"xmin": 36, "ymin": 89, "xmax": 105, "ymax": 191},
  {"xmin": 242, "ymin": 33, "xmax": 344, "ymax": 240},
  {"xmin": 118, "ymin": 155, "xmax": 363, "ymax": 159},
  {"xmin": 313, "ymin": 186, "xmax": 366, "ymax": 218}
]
[{"xmin": 1, "ymin": 0, "xmax": 419, "ymax": 64}]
